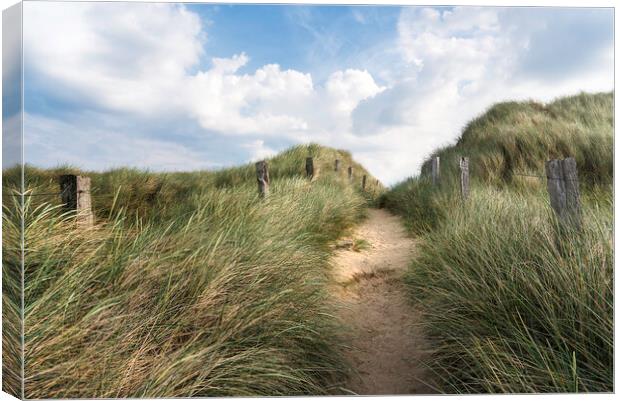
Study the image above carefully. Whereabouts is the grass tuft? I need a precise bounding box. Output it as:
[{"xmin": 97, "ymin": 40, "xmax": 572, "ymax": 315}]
[
  {"xmin": 2, "ymin": 144, "xmax": 383, "ymax": 398},
  {"xmin": 382, "ymin": 92, "xmax": 613, "ymax": 393}
]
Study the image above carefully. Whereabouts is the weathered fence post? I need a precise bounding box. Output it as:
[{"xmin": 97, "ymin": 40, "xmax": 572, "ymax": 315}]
[
  {"xmin": 59, "ymin": 175, "xmax": 93, "ymax": 227},
  {"xmin": 335, "ymin": 159, "xmax": 340, "ymax": 172},
  {"xmin": 545, "ymin": 157, "xmax": 581, "ymax": 228},
  {"xmin": 362, "ymin": 175, "xmax": 367, "ymax": 191},
  {"xmin": 256, "ymin": 160, "xmax": 270, "ymax": 198},
  {"xmin": 347, "ymin": 166, "xmax": 353, "ymax": 181},
  {"xmin": 306, "ymin": 157, "xmax": 314, "ymax": 179},
  {"xmin": 459, "ymin": 156, "xmax": 469, "ymax": 200},
  {"xmin": 431, "ymin": 156, "xmax": 440, "ymax": 186},
  {"xmin": 562, "ymin": 158, "xmax": 581, "ymax": 226}
]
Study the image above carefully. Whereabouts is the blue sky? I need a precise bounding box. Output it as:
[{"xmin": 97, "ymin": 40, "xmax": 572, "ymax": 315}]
[
  {"xmin": 16, "ymin": 2, "xmax": 614, "ymax": 184},
  {"xmin": 189, "ymin": 5, "xmax": 401, "ymax": 81}
]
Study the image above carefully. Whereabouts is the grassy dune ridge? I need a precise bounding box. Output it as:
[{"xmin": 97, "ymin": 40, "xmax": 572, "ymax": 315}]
[
  {"xmin": 2, "ymin": 144, "xmax": 382, "ymax": 397},
  {"xmin": 382, "ymin": 92, "xmax": 613, "ymax": 392}
]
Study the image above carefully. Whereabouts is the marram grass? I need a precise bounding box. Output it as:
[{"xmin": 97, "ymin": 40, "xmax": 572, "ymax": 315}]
[
  {"xmin": 408, "ymin": 188, "xmax": 612, "ymax": 393},
  {"xmin": 2, "ymin": 144, "xmax": 381, "ymax": 398},
  {"xmin": 383, "ymin": 92, "xmax": 613, "ymax": 393}
]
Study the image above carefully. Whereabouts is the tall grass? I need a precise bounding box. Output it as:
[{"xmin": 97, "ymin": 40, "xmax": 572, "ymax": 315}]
[
  {"xmin": 384, "ymin": 92, "xmax": 613, "ymax": 235},
  {"xmin": 409, "ymin": 188, "xmax": 612, "ymax": 392},
  {"xmin": 6, "ymin": 143, "xmax": 382, "ymax": 221},
  {"xmin": 3, "ymin": 144, "xmax": 381, "ymax": 397},
  {"xmin": 2, "ymin": 187, "xmax": 22, "ymax": 398},
  {"xmin": 432, "ymin": 92, "xmax": 613, "ymax": 187},
  {"xmin": 383, "ymin": 92, "xmax": 613, "ymax": 393}
]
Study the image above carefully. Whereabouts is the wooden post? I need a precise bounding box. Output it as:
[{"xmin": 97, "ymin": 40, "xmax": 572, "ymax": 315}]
[
  {"xmin": 546, "ymin": 160, "xmax": 565, "ymax": 218},
  {"xmin": 334, "ymin": 159, "xmax": 340, "ymax": 172},
  {"xmin": 459, "ymin": 156, "xmax": 469, "ymax": 200},
  {"xmin": 545, "ymin": 157, "xmax": 581, "ymax": 228},
  {"xmin": 562, "ymin": 158, "xmax": 581, "ymax": 225},
  {"xmin": 256, "ymin": 160, "xmax": 270, "ymax": 198},
  {"xmin": 362, "ymin": 175, "xmax": 367, "ymax": 191},
  {"xmin": 306, "ymin": 157, "xmax": 314, "ymax": 179},
  {"xmin": 59, "ymin": 175, "xmax": 93, "ymax": 227},
  {"xmin": 431, "ymin": 156, "xmax": 440, "ymax": 186},
  {"xmin": 347, "ymin": 166, "xmax": 353, "ymax": 181}
]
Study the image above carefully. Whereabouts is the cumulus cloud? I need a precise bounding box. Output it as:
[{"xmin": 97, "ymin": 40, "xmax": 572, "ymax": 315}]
[
  {"xmin": 24, "ymin": 2, "xmax": 204, "ymax": 116},
  {"xmin": 242, "ymin": 139, "xmax": 278, "ymax": 162},
  {"xmin": 23, "ymin": 113, "xmax": 221, "ymax": 171},
  {"xmin": 349, "ymin": 6, "xmax": 613, "ymax": 183},
  {"xmin": 24, "ymin": 2, "xmax": 383, "ymax": 143},
  {"xmin": 326, "ymin": 69, "xmax": 386, "ymax": 115},
  {"xmin": 21, "ymin": 3, "xmax": 613, "ymax": 184},
  {"xmin": 186, "ymin": 60, "xmax": 314, "ymax": 135}
]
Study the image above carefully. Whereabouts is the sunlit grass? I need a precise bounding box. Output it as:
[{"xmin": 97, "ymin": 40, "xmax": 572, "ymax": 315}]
[
  {"xmin": 382, "ymin": 92, "xmax": 613, "ymax": 393},
  {"xmin": 409, "ymin": 189, "xmax": 612, "ymax": 393},
  {"xmin": 3, "ymin": 144, "xmax": 383, "ymax": 398}
]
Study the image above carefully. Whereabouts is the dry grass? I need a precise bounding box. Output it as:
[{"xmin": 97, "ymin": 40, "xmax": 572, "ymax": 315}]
[
  {"xmin": 383, "ymin": 92, "xmax": 613, "ymax": 393},
  {"xmin": 2, "ymin": 144, "xmax": 384, "ymax": 398}
]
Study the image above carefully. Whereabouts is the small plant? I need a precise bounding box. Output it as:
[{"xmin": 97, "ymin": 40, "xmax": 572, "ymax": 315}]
[{"xmin": 352, "ymin": 238, "xmax": 371, "ymax": 252}]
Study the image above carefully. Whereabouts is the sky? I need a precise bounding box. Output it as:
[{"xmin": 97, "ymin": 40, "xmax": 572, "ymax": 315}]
[
  {"xmin": 17, "ymin": 2, "xmax": 614, "ymax": 185},
  {"xmin": 2, "ymin": 2, "xmax": 22, "ymax": 170}
]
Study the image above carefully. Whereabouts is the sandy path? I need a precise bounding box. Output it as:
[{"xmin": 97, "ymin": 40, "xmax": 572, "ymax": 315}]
[{"xmin": 330, "ymin": 209, "xmax": 434, "ymax": 395}]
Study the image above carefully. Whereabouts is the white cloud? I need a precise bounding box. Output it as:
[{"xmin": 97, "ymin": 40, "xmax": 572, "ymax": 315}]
[
  {"xmin": 211, "ymin": 53, "xmax": 249, "ymax": 74},
  {"xmin": 24, "ymin": 2, "xmax": 383, "ymax": 141},
  {"xmin": 24, "ymin": 2, "xmax": 203, "ymax": 116},
  {"xmin": 326, "ymin": 69, "xmax": 386, "ymax": 115},
  {"xmin": 186, "ymin": 61, "xmax": 315, "ymax": 135},
  {"xmin": 2, "ymin": 3, "xmax": 22, "ymax": 86},
  {"xmin": 242, "ymin": 139, "xmax": 278, "ymax": 162},
  {"xmin": 349, "ymin": 6, "xmax": 613, "ymax": 183},
  {"xmin": 22, "ymin": 3, "xmax": 613, "ymax": 185},
  {"xmin": 2, "ymin": 4, "xmax": 23, "ymax": 170},
  {"xmin": 23, "ymin": 113, "xmax": 221, "ymax": 171}
]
